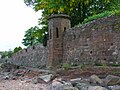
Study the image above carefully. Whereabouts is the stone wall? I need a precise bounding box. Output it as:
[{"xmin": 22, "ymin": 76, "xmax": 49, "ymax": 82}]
[
  {"xmin": 0, "ymin": 58, "xmax": 6, "ymax": 63},
  {"xmin": 8, "ymin": 44, "xmax": 48, "ymax": 68},
  {"xmin": 63, "ymin": 15, "xmax": 120, "ymax": 65},
  {"xmin": 6, "ymin": 15, "xmax": 120, "ymax": 68}
]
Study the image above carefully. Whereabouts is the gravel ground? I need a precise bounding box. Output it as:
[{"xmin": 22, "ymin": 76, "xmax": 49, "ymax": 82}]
[
  {"xmin": 0, "ymin": 80, "xmax": 52, "ymax": 90},
  {"xmin": 0, "ymin": 63, "xmax": 120, "ymax": 90}
]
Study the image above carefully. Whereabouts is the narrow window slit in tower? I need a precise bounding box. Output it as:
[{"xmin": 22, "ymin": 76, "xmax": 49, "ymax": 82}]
[
  {"xmin": 50, "ymin": 29, "xmax": 52, "ymax": 39},
  {"xmin": 33, "ymin": 46, "xmax": 35, "ymax": 49},
  {"xmin": 25, "ymin": 49, "xmax": 27, "ymax": 52},
  {"xmin": 56, "ymin": 27, "xmax": 59, "ymax": 38},
  {"xmin": 64, "ymin": 27, "xmax": 66, "ymax": 32}
]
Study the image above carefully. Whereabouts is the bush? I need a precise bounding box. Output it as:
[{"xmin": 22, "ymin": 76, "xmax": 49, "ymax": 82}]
[
  {"xmin": 111, "ymin": 64, "xmax": 120, "ymax": 67},
  {"xmin": 62, "ymin": 63, "xmax": 71, "ymax": 70},
  {"xmin": 95, "ymin": 63, "xmax": 103, "ymax": 66},
  {"xmin": 114, "ymin": 10, "xmax": 120, "ymax": 15},
  {"xmin": 78, "ymin": 64, "xmax": 85, "ymax": 69}
]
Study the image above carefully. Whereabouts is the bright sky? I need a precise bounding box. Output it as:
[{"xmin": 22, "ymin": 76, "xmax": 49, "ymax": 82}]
[{"xmin": 0, "ymin": 0, "xmax": 42, "ymax": 51}]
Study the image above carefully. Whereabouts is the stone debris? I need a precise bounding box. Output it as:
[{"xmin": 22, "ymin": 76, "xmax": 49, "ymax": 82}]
[
  {"xmin": 39, "ymin": 74, "xmax": 54, "ymax": 82},
  {"xmin": 0, "ymin": 63, "xmax": 120, "ymax": 90},
  {"xmin": 88, "ymin": 74, "xmax": 104, "ymax": 85},
  {"xmin": 105, "ymin": 75, "xmax": 120, "ymax": 86},
  {"xmin": 88, "ymin": 86, "xmax": 108, "ymax": 90}
]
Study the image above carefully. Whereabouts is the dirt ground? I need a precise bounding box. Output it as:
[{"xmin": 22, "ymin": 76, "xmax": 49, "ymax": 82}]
[
  {"xmin": 0, "ymin": 80, "xmax": 51, "ymax": 90},
  {"xmin": 0, "ymin": 63, "xmax": 120, "ymax": 90}
]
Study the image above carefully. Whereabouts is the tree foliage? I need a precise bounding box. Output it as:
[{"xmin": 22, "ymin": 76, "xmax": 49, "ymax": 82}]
[
  {"xmin": 24, "ymin": 0, "xmax": 111, "ymax": 26},
  {"xmin": 0, "ymin": 46, "xmax": 23, "ymax": 59},
  {"xmin": 106, "ymin": 0, "xmax": 120, "ymax": 11},
  {"xmin": 23, "ymin": 0, "xmax": 115, "ymax": 46},
  {"xmin": 13, "ymin": 46, "xmax": 22, "ymax": 53},
  {"xmin": 0, "ymin": 50, "xmax": 13, "ymax": 59},
  {"xmin": 22, "ymin": 26, "xmax": 47, "ymax": 47}
]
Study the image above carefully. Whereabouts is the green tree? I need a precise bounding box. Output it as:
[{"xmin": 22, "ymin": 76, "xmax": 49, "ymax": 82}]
[
  {"xmin": 24, "ymin": 0, "xmax": 112, "ymax": 45},
  {"xmin": 13, "ymin": 46, "xmax": 22, "ymax": 53},
  {"xmin": 22, "ymin": 26, "xmax": 47, "ymax": 47},
  {"xmin": 24, "ymin": 0, "xmax": 111, "ymax": 26},
  {"xmin": 1, "ymin": 50, "xmax": 13, "ymax": 58},
  {"xmin": 106, "ymin": 0, "xmax": 120, "ymax": 11}
]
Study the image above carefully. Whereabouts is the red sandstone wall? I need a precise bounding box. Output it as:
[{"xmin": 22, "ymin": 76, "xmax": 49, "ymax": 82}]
[{"xmin": 63, "ymin": 15, "xmax": 120, "ymax": 65}]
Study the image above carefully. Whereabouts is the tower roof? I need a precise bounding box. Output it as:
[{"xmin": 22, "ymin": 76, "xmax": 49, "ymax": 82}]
[{"xmin": 48, "ymin": 14, "xmax": 71, "ymax": 20}]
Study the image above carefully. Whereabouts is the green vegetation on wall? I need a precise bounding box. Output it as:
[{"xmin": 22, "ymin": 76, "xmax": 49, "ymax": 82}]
[
  {"xmin": 79, "ymin": 0, "xmax": 120, "ymax": 25},
  {"xmin": 77, "ymin": 10, "xmax": 120, "ymax": 26},
  {"xmin": 62, "ymin": 63, "xmax": 71, "ymax": 70}
]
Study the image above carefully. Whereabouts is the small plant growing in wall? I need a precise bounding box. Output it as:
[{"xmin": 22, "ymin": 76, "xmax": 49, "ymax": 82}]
[
  {"xmin": 62, "ymin": 63, "xmax": 71, "ymax": 70},
  {"xmin": 78, "ymin": 64, "xmax": 85, "ymax": 69},
  {"xmin": 111, "ymin": 63, "xmax": 120, "ymax": 67},
  {"xmin": 101, "ymin": 60, "xmax": 107, "ymax": 67},
  {"xmin": 95, "ymin": 63, "xmax": 103, "ymax": 66}
]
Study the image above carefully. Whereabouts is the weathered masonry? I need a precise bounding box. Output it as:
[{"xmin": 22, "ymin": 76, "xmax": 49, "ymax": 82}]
[
  {"xmin": 7, "ymin": 14, "xmax": 120, "ymax": 68},
  {"xmin": 8, "ymin": 44, "xmax": 48, "ymax": 68},
  {"xmin": 47, "ymin": 14, "xmax": 71, "ymax": 68},
  {"xmin": 48, "ymin": 14, "xmax": 120, "ymax": 68},
  {"xmin": 63, "ymin": 15, "xmax": 120, "ymax": 66}
]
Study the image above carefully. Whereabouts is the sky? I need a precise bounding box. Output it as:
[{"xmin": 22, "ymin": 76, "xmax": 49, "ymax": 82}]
[{"xmin": 0, "ymin": 0, "xmax": 42, "ymax": 51}]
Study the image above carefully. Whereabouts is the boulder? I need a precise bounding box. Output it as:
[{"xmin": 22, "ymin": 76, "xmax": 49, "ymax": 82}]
[
  {"xmin": 13, "ymin": 69, "xmax": 26, "ymax": 76},
  {"xmin": 52, "ymin": 80, "xmax": 64, "ymax": 89},
  {"xmin": 53, "ymin": 78, "xmax": 73, "ymax": 90},
  {"xmin": 70, "ymin": 78, "xmax": 82, "ymax": 83},
  {"xmin": 2, "ymin": 75, "xmax": 9, "ymax": 80},
  {"xmin": 63, "ymin": 86, "xmax": 78, "ymax": 90},
  {"xmin": 88, "ymin": 86, "xmax": 108, "ymax": 90},
  {"xmin": 109, "ymin": 85, "xmax": 120, "ymax": 90},
  {"xmin": 32, "ymin": 77, "xmax": 49, "ymax": 84},
  {"xmin": 54, "ymin": 85, "xmax": 78, "ymax": 90},
  {"xmin": 38, "ymin": 74, "xmax": 56, "ymax": 82},
  {"xmin": 32, "ymin": 74, "xmax": 56, "ymax": 84},
  {"xmin": 74, "ymin": 82, "xmax": 90, "ymax": 90},
  {"xmin": 105, "ymin": 75, "xmax": 120, "ymax": 85},
  {"xmin": 89, "ymin": 75, "xmax": 104, "ymax": 85}
]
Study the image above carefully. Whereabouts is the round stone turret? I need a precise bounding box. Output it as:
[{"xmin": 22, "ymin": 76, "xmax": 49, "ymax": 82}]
[{"xmin": 47, "ymin": 14, "xmax": 71, "ymax": 69}]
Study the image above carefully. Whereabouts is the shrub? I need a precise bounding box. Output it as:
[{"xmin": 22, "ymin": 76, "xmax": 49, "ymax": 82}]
[
  {"xmin": 111, "ymin": 63, "xmax": 120, "ymax": 67},
  {"xmin": 95, "ymin": 63, "xmax": 103, "ymax": 66},
  {"xmin": 62, "ymin": 63, "xmax": 71, "ymax": 70},
  {"xmin": 78, "ymin": 64, "xmax": 85, "ymax": 69},
  {"xmin": 114, "ymin": 10, "xmax": 120, "ymax": 15}
]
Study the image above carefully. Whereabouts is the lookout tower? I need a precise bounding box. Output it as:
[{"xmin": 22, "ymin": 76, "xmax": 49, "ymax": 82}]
[{"xmin": 47, "ymin": 14, "xmax": 71, "ymax": 68}]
